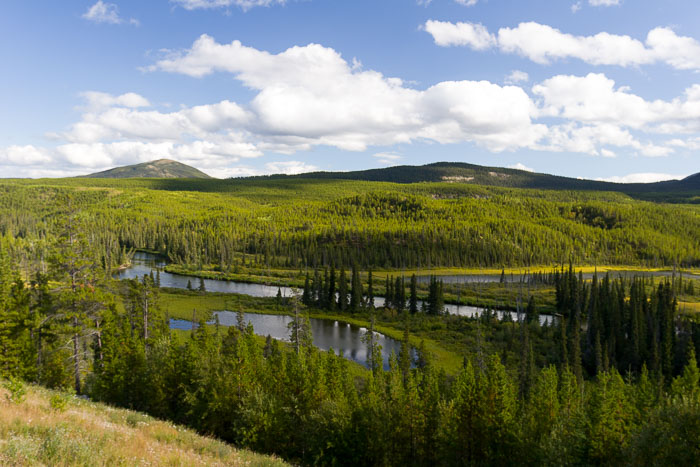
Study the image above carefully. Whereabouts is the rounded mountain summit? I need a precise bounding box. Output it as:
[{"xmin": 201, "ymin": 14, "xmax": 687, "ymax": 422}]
[{"xmin": 82, "ymin": 159, "xmax": 213, "ymax": 179}]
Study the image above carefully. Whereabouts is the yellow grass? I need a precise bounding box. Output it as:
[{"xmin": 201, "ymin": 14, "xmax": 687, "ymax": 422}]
[
  {"xmin": 0, "ymin": 384, "xmax": 288, "ymax": 466},
  {"xmin": 679, "ymin": 301, "xmax": 700, "ymax": 314},
  {"xmin": 371, "ymin": 264, "xmax": 698, "ymax": 278}
]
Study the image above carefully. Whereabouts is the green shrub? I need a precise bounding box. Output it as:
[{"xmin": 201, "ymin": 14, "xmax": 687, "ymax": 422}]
[
  {"xmin": 3, "ymin": 377, "xmax": 27, "ymax": 404},
  {"xmin": 49, "ymin": 393, "xmax": 69, "ymax": 412}
]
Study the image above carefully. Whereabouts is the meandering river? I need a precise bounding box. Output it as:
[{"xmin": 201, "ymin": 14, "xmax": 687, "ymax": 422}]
[
  {"xmin": 116, "ymin": 252, "xmax": 693, "ymax": 368},
  {"xmin": 116, "ymin": 252, "xmax": 555, "ymax": 324}
]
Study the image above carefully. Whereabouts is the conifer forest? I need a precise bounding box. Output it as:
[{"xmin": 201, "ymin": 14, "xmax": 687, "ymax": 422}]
[{"xmin": 0, "ymin": 174, "xmax": 699, "ymax": 465}]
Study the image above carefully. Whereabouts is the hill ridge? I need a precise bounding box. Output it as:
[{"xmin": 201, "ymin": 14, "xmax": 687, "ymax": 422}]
[{"xmin": 261, "ymin": 161, "xmax": 698, "ymax": 193}]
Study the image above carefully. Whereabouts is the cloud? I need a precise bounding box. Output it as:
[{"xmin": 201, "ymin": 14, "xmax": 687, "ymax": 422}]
[
  {"xmin": 419, "ymin": 0, "xmax": 477, "ymax": 5},
  {"xmin": 201, "ymin": 160, "xmax": 317, "ymax": 178},
  {"xmin": 597, "ymin": 173, "xmax": 686, "ymax": 183},
  {"xmin": 423, "ymin": 20, "xmax": 496, "ymax": 50},
  {"xmin": 535, "ymin": 122, "xmax": 673, "ymax": 157},
  {"xmin": 78, "ymin": 91, "xmax": 150, "ymax": 111},
  {"xmin": 373, "ymin": 152, "xmax": 402, "ymax": 164},
  {"xmin": 82, "ymin": 1, "xmax": 139, "ymax": 25},
  {"xmin": 0, "ymin": 145, "xmax": 53, "ymax": 166},
  {"xmin": 508, "ymin": 163, "xmax": 534, "ymax": 172},
  {"xmin": 589, "ymin": 0, "xmax": 620, "ymax": 6},
  {"xmin": 424, "ymin": 20, "xmax": 700, "ymax": 70},
  {"xmin": 5, "ymin": 40, "xmax": 700, "ymax": 176},
  {"xmin": 533, "ymin": 73, "xmax": 700, "ymax": 132},
  {"xmin": 505, "ymin": 70, "xmax": 529, "ymax": 85},
  {"xmin": 171, "ymin": 0, "xmax": 285, "ymax": 11},
  {"xmin": 146, "ymin": 36, "xmax": 545, "ymax": 153},
  {"xmin": 264, "ymin": 160, "xmax": 318, "ymax": 174}
]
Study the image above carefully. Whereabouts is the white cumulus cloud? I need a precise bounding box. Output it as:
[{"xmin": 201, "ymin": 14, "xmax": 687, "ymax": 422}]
[
  {"xmin": 5, "ymin": 39, "xmax": 700, "ymax": 177},
  {"xmin": 423, "ymin": 20, "xmax": 496, "ymax": 49},
  {"xmin": 79, "ymin": 91, "xmax": 150, "ymax": 111},
  {"xmin": 147, "ymin": 36, "xmax": 545, "ymax": 153},
  {"xmin": 82, "ymin": 1, "xmax": 138, "ymax": 25},
  {"xmin": 425, "ymin": 20, "xmax": 700, "ymax": 70},
  {"xmin": 264, "ymin": 160, "xmax": 318, "ymax": 175},
  {"xmin": 505, "ymin": 70, "xmax": 529, "ymax": 85}
]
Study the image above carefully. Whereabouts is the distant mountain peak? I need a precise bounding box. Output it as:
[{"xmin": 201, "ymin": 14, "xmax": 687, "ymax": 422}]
[{"xmin": 82, "ymin": 159, "xmax": 213, "ymax": 179}]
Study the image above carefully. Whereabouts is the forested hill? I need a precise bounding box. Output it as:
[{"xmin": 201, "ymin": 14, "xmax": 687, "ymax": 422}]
[
  {"xmin": 82, "ymin": 159, "xmax": 213, "ymax": 179},
  {"xmin": 265, "ymin": 162, "xmax": 700, "ymax": 194}
]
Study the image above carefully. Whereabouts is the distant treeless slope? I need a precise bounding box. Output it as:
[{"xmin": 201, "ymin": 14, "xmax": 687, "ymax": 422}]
[{"xmin": 82, "ymin": 159, "xmax": 213, "ymax": 179}]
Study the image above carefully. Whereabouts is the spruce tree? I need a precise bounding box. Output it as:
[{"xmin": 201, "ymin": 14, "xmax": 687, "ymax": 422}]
[
  {"xmin": 409, "ymin": 274, "xmax": 418, "ymax": 314},
  {"xmin": 350, "ymin": 264, "xmax": 362, "ymax": 313},
  {"xmin": 338, "ymin": 268, "xmax": 348, "ymax": 311},
  {"xmin": 52, "ymin": 209, "xmax": 111, "ymax": 394},
  {"xmin": 395, "ymin": 276, "xmax": 405, "ymax": 313},
  {"xmin": 302, "ymin": 274, "xmax": 311, "ymax": 306},
  {"xmin": 367, "ymin": 269, "xmax": 375, "ymax": 309},
  {"xmin": 328, "ymin": 266, "xmax": 336, "ymax": 310},
  {"xmin": 386, "ymin": 275, "xmax": 393, "ymax": 309}
]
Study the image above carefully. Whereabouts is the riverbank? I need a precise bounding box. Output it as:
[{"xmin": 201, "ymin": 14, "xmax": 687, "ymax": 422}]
[{"xmin": 165, "ymin": 261, "xmax": 700, "ymax": 284}]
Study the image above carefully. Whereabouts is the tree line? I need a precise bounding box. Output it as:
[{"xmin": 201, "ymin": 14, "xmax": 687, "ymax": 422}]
[
  {"xmin": 2, "ymin": 180, "xmax": 699, "ymax": 275},
  {"xmin": 300, "ymin": 265, "xmax": 446, "ymax": 315}
]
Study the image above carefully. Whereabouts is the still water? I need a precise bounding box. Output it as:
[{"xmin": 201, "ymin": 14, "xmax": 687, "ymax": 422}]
[
  {"xmin": 118, "ymin": 252, "xmax": 554, "ymax": 324},
  {"xmin": 170, "ymin": 311, "xmax": 412, "ymax": 370}
]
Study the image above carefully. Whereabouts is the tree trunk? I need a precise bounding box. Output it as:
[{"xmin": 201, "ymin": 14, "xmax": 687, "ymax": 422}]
[
  {"xmin": 73, "ymin": 317, "xmax": 81, "ymax": 394},
  {"xmin": 95, "ymin": 318, "xmax": 103, "ymax": 362},
  {"xmin": 143, "ymin": 290, "xmax": 149, "ymax": 350}
]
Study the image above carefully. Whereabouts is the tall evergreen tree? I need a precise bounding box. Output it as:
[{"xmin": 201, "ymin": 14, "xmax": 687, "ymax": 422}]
[
  {"xmin": 366, "ymin": 269, "xmax": 375, "ymax": 310},
  {"xmin": 338, "ymin": 268, "xmax": 349, "ymax": 311},
  {"xmin": 350, "ymin": 264, "xmax": 362, "ymax": 313},
  {"xmin": 328, "ymin": 266, "xmax": 336, "ymax": 310},
  {"xmin": 51, "ymin": 209, "xmax": 112, "ymax": 394},
  {"xmin": 409, "ymin": 274, "xmax": 418, "ymax": 314}
]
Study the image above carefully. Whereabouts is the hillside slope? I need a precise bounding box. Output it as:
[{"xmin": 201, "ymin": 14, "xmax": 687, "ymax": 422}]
[
  {"xmin": 83, "ymin": 159, "xmax": 213, "ymax": 179},
  {"xmin": 0, "ymin": 384, "xmax": 286, "ymax": 466},
  {"xmin": 270, "ymin": 161, "xmax": 699, "ymax": 194}
]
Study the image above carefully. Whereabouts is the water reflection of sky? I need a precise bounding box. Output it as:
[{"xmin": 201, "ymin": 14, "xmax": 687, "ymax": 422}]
[
  {"xmin": 122, "ymin": 252, "xmax": 557, "ymax": 325},
  {"xmin": 171, "ymin": 311, "xmax": 412, "ymax": 370}
]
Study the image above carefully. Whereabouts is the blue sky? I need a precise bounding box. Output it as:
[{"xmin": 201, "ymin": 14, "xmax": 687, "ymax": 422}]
[{"xmin": 1, "ymin": 0, "xmax": 699, "ymax": 180}]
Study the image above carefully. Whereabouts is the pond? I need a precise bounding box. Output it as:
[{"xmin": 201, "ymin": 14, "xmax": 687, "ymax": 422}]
[{"xmin": 170, "ymin": 311, "xmax": 413, "ymax": 370}]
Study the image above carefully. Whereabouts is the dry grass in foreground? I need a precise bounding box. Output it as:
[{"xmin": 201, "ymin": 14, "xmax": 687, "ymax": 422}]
[{"xmin": 0, "ymin": 384, "xmax": 288, "ymax": 466}]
